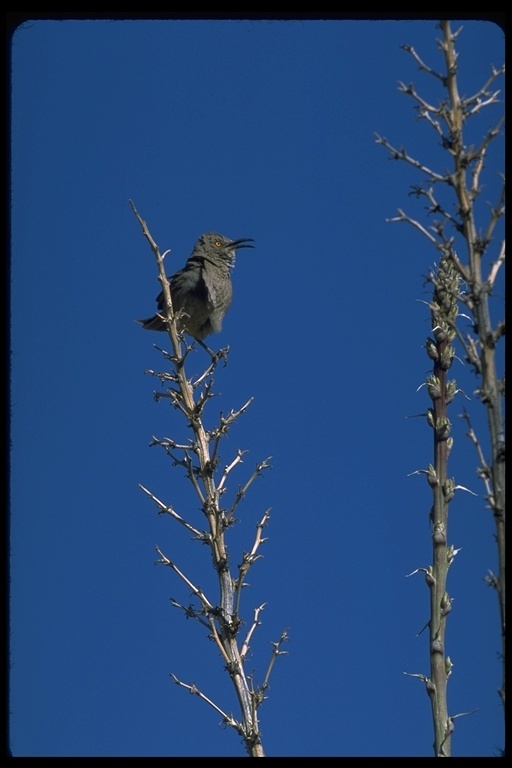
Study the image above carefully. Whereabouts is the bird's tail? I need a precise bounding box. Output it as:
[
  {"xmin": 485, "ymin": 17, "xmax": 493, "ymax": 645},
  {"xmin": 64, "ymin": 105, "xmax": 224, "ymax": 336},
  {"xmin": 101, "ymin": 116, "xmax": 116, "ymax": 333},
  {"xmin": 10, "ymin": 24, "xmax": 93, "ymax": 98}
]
[{"xmin": 136, "ymin": 315, "xmax": 167, "ymax": 331}]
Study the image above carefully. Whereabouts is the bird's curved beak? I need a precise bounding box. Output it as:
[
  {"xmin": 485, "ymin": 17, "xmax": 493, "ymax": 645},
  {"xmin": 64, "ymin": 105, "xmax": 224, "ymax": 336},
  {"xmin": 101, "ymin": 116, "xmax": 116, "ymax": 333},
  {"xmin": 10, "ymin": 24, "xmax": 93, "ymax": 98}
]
[{"xmin": 230, "ymin": 237, "xmax": 255, "ymax": 249}]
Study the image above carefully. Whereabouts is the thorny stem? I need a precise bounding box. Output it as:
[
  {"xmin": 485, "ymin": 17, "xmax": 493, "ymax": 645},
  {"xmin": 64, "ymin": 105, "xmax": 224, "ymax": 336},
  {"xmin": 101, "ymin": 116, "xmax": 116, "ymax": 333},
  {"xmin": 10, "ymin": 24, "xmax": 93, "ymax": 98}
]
[
  {"xmin": 131, "ymin": 202, "xmax": 281, "ymax": 757},
  {"xmin": 438, "ymin": 20, "xmax": 505, "ymax": 713},
  {"xmin": 424, "ymin": 256, "xmax": 460, "ymax": 757},
  {"xmin": 379, "ymin": 21, "xmax": 505, "ymax": 753}
]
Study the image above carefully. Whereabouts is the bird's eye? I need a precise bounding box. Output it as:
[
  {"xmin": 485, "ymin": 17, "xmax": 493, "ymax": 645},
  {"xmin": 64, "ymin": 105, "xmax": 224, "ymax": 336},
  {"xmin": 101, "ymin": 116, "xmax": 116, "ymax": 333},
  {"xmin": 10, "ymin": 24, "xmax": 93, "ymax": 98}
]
[{"xmin": 215, "ymin": 241, "xmax": 222, "ymax": 247}]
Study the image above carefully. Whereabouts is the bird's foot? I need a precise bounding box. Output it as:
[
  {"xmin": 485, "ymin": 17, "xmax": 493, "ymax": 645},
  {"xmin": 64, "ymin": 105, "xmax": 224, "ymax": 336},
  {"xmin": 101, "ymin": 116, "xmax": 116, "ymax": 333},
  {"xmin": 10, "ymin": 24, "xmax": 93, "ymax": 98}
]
[
  {"xmin": 195, "ymin": 339, "xmax": 230, "ymax": 366},
  {"xmin": 214, "ymin": 345, "xmax": 230, "ymax": 366}
]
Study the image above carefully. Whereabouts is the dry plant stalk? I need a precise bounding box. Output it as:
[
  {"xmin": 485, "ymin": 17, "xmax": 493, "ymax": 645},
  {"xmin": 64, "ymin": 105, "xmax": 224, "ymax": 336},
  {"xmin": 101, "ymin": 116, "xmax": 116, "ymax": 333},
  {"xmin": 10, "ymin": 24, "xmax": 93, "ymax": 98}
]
[
  {"xmin": 131, "ymin": 202, "xmax": 287, "ymax": 757},
  {"xmin": 377, "ymin": 20, "xmax": 505, "ymax": 756}
]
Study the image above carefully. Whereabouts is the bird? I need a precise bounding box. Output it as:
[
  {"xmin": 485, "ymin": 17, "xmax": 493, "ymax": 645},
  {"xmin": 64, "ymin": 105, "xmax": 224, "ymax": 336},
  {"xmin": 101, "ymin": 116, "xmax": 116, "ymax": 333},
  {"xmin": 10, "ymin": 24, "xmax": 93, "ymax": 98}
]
[{"xmin": 137, "ymin": 232, "xmax": 254, "ymax": 346}]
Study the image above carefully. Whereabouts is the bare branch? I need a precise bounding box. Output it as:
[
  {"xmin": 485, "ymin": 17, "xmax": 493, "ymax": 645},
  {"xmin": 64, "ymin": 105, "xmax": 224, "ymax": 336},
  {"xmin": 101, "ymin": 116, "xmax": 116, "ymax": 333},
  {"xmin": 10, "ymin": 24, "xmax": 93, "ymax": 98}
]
[
  {"xmin": 248, "ymin": 508, "xmax": 271, "ymax": 560},
  {"xmin": 205, "ymin": 615, "xmax": 233, "ymax": 666},
  {"xmin": 374, "ymin": 134, "xmax": 447, "ymax": 182},
  {"xmin": 467, "ymin": 91, "xmax": 502, "ymax": 117},
  {"xmin": 445, "ymin": 322, "xmax": 480, "ymax": 373},
  {"xmin": 144, "ymin": 368, "xmax": 179, "ymax": 383},
  {"xmin": 218, "ymin": 449, "xmax": 248, "ymax": 494},
  {"xmin": 149, "ymin": 435, "xmax": 193, "ymax": 452},
  {"xmin": 170, "ymin": 598, "xmax": 211, "ymax": 629},
  {"xmin": 421, "ymin": 109, "xmax": 445, "ymax": 140},
  {"xmin": 483, "ymin": 178, "xmax": 506, "ymax": 258},
  {"xmin": 466, "ymin": 117, "xmax": 505, "ymax": 168},
  {"xmin": 401, "ymin": 44, "xmax": 445, "ymax": 83},
  {"xmin": 139, "ymin": 484, "xmax": 204, "ymax": 538},
  {"xmin": 420, "ymin": 186, "xmax": 461, "ymax": 231},
  {"xmin": 459, "ymin": 410, "xmax": 494, "ymax": 503},
  {"xmin": 240, "ymin": 604, "xmax": 267, "ymax": 662},
  {"xmin": 227, "ymin": 459, "xmax": 273, "ymax": 522},
  {"xmin": 259, "ymin": 631, "xmax": 289, "ymax": 693},
  {"xmin": 193, "ymin": 378, "xmax": 216, "ymax": 417},
  {"xmin": 233, "ymin": 509, "xmax": 271, "ymax": 617},
  {"xmin": 387, "ymin": 208, "xmax": 441, "ymax": 247},
  {"xmin": 397, "ymin": 79, "xmax": 440, "ymax": 114},
  {"xmin": 209, "ymin": 398, "xmax": 255, "ymax": 467},
  {"xmin": 154, "ymin": 545, "xmax": 214, "ymax": 612},
  {"xmin": 181, "ymin": 451, "xmax": 206, "ymax": 505},
  {"xmin": 130, "ymin": 200, "xmax": 167, "ymax": 262},
  {"xmin": 192, "ymin": 359, "xmax": 220, "ymax": 388},
  {"xmin": 170, "ymin": 674, "xmax": 243, "ymax": 733},
  {"xmin": 487, "ymin": 240, "xmax": 505, "ymax": 288},
  {"xmin": 465, "ymin": 64, "xmax": 505, "ymax": 108},
  {"xmin": 134, "ymin": 204, "xmax": 277, "ymax": 756}
]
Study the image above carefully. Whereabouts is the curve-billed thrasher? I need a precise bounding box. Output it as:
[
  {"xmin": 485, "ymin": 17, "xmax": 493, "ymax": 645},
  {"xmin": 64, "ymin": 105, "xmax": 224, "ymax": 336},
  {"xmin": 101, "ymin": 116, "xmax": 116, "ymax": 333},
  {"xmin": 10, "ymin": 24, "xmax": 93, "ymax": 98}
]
[{"xmin": 137, "ymin": 232, "xmax": 254, "ymax": 343}]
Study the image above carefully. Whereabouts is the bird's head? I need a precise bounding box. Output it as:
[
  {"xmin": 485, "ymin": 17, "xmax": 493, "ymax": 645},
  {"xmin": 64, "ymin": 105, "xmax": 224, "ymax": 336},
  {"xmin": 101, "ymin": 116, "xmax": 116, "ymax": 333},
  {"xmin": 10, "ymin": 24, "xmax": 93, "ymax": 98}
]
[{"xmin": 196, "ymin": 232, "xmax": 255, "ymax": 267}]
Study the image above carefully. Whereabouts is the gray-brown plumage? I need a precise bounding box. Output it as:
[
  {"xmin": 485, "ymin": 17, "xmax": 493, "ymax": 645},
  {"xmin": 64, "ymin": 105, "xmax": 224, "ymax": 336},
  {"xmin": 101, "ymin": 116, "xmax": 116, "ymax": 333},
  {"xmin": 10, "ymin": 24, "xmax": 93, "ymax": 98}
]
[{"xmin": 137, "ymin": 232, "xmax": 254, "ymax": 341}]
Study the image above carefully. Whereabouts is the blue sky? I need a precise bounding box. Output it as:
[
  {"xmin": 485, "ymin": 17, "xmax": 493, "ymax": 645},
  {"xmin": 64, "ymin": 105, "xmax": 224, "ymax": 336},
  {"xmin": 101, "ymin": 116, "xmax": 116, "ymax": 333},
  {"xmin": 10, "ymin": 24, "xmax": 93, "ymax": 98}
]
[{"xmin": 9, "ymin": 16, "xmax": 505, "ymax": 757}]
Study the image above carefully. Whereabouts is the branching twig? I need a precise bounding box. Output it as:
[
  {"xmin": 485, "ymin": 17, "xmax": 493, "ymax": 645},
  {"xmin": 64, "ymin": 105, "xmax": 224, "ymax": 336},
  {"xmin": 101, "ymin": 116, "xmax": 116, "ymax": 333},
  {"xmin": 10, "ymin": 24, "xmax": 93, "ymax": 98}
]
[
  {"xmin": 155, "ymin": 545, "xmax": 214, "ymax": 612},
  {"xmin": 466, "ymin": 116, "xmax": 505, "ymax": 166},
  {"xmin": 465, "ymin": 64, "xmax": 505, "ymax": 108},
  {"xmin": 260, "ymin": 631, "xmax": 289, "ymax": 693},
  {"xmin": 374, "ymin": 134, "xmax": 447, "ymax": 182},
  {"xmin": 487, "ymin": 239, "xmax": 505, "ymax": 288},
  {"xmin": 247, "ymin": 509, "xmax": 271, "ymax": 561},
  {"xmin": 170, "ymin": 598, "xmax": 212, "ymax": 630},
  {"xmin": 134, "ymin": 205, "xmax": 283, "ymax": 756},
  {"xmin": 233, "ymin": 509, "xmax": 271, "ymax": 617},
  {"xmin": 401, "ymin": 43, "xmax": 445, "ymax": 82},
  {"xmin": 227, "ymin": 459, "xmax": 273, "ymax": 522},
  {"xmin": 386, "ymin": 208, "xmax": 442, "ymax": 247},
  {"xmin": 240, "ymin": 604, "xmax": 267, "ymax": 662},
  {"xmin": 218, "ymin": 449, "xmax": 248, "ymax": 494},
  {"xmin": 139, "ymin": 484, "xmax": 204, "ymax": 538},
  {"xmin": 459, "ymin": 410, "xmax": 494, "ymax": 504},
  {"xmin": 397, "ymin": 79, "xmax": 440, "ymax": 114},
  {"xmin": 170, "ymin": 674, "xmax": 244, "ymax": 733}
]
